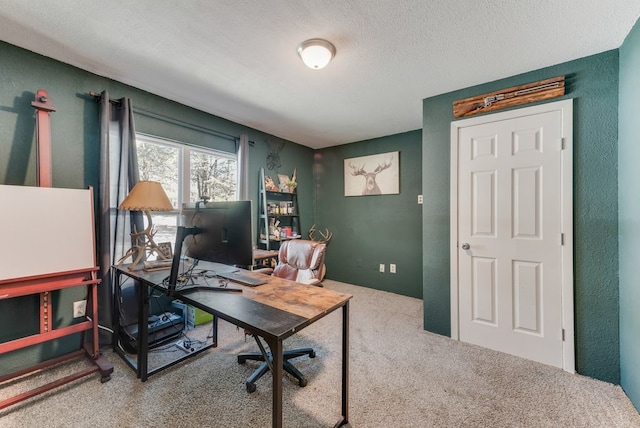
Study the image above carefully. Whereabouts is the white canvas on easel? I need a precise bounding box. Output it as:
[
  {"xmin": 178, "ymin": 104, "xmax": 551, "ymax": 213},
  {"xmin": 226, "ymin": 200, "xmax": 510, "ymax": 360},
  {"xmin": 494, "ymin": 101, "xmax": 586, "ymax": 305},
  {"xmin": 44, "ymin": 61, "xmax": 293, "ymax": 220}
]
[{"xmin": 0, "ymin": 184, "xmax": 95, "ymax": 281}]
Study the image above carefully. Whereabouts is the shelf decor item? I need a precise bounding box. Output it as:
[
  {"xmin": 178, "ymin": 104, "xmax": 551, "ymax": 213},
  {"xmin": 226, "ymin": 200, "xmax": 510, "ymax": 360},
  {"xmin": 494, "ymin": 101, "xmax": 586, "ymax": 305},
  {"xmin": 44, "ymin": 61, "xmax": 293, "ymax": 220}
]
[
  {"xmin": 264, "ymin": 175, "xmax": 279, "ymax": 192},
  {"xmin": 278, "ymin": 168, "xmax": 297, "ymax": 193}
]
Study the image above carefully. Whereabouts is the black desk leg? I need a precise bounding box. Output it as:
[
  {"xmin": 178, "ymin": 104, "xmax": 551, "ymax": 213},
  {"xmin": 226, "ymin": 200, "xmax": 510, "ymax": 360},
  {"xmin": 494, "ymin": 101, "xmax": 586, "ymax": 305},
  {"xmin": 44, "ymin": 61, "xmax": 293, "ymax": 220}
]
[
  {"xmin": 341, "ymin": 301, "xmax": 350, "ymax": 425},
  {"xmin": 212, "ymin": 316, "xmax": 218, "ymax": 346},
  {"xmin": 267, "ymin": 337, "xmax": 284, "ymax": 428},
  {"xmin": 137, "ymin": 279, "xmax": 149, "ymax": 381}
]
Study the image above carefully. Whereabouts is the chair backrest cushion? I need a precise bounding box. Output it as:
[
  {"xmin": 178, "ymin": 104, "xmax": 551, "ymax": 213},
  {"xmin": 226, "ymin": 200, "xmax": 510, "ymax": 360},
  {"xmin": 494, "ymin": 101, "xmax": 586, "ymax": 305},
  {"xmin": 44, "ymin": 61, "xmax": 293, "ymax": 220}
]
[{"xmin": 273, "ymin": 240, "xmax": 326, "ymax": 283}]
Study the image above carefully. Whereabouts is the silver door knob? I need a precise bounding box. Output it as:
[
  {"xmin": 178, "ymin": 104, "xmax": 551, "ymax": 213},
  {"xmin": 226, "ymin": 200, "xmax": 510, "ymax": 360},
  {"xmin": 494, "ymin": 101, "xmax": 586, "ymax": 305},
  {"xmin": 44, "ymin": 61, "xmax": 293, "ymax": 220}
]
[{"xmin": 461, "ymin": 243, "xmax": 470, "ymax": 250}]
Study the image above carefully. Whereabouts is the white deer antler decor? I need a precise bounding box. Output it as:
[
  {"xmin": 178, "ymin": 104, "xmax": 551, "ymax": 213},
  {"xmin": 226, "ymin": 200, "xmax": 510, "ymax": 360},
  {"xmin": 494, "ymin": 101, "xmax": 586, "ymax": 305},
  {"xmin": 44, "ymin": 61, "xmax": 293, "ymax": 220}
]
[
  {"xmin": 344, "ymin": 151, "xmax": 399, "ymax": 196},
  {"xmin": 308, "ymin": 224, "xmax": 333, "ymax": 245}
]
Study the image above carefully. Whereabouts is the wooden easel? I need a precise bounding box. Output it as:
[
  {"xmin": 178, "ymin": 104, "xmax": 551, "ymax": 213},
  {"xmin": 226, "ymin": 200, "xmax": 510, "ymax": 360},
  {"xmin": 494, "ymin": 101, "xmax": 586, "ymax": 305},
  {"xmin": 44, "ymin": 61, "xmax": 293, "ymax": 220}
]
[
  {"xmin": 32, "ymin": 89, "xmax": 55, "ymax": 187},
  {"xmin": 0, "ymin": 89, "xmax": 113, "ymax": 410}
]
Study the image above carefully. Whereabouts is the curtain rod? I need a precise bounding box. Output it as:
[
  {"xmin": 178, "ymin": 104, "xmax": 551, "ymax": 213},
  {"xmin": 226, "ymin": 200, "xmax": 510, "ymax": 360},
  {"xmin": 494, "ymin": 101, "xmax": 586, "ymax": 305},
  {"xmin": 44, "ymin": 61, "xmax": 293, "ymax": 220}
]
[{"xmin": 89, "ymin": 91, "xmax": 239, "ymax": 143}]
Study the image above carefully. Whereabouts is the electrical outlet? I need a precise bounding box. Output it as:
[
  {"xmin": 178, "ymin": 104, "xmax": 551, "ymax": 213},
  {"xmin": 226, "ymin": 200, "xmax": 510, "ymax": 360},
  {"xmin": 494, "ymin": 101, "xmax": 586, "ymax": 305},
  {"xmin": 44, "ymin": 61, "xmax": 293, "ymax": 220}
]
[
  {"xmin": 390, "ymin": 264, "xmax": 396, "ymax": 273},
  {"xmin": 73, "ymin": 300, "xmax": 87, "ymax": 318},
  {"xmin": 418, "ymin": 194, "xmax": 423, "ymax": 204},
  {"xmin": 379, "ymin": 264, "xmax": 385, "ymax": 273}
]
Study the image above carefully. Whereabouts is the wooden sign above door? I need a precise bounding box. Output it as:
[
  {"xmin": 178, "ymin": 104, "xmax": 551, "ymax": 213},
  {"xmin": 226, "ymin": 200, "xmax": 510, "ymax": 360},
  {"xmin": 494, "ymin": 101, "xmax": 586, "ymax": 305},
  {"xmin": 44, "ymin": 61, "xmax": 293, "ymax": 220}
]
[{"xmin": 453, "ymin": 76, "xmax": 565, "ymax": 118}]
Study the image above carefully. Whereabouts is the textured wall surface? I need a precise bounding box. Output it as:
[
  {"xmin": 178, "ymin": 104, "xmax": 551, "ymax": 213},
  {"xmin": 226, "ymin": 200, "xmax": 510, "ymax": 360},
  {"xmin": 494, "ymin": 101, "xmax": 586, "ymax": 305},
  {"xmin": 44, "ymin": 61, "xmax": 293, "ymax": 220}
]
[
  {"xmin": 316, "ymin": 130, "xmax": 423, "ymax": 298},
  {"xmin": 423, "ymin": 51, "xmax": 621, "ymax": 383},
  {"xmin": 619, "ymin": 19, "xmax": 640, "ymax": 411},
  {"xmin": 0, "ymin": 41, "xmax": 313, "ymax": 375}
]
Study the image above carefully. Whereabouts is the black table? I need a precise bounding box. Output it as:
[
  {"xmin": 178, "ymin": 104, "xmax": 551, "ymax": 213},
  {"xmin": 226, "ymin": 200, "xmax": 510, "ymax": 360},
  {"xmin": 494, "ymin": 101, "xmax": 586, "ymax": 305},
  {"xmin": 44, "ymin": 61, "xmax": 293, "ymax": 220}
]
[{"xmin": 112, "ymin": 262, "xmax": 352, "ymax": 428}]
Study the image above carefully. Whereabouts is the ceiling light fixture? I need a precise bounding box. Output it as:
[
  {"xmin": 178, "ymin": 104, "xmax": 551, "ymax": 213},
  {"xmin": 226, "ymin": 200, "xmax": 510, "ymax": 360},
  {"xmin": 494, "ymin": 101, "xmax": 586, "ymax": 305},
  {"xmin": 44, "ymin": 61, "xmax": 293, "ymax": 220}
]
[{"xmin": 297, "ymin": 38, "xmax": 336, "ymax": 70}]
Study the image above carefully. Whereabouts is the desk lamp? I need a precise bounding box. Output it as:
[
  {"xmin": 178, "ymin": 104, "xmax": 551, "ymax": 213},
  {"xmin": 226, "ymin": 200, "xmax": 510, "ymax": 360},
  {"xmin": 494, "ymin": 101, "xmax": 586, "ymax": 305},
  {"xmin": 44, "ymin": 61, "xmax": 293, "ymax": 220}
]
[{"xmin": 117, "ymin": 180, "xmax": 173, "ymax": 270}]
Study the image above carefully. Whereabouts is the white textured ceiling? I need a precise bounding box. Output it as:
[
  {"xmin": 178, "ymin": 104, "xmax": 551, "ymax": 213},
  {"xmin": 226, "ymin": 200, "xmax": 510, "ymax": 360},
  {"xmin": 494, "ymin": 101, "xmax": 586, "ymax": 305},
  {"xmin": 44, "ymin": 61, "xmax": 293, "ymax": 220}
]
[{"xmin": 0, "ymin": 1, "xmax": 638, "ymax": 148}]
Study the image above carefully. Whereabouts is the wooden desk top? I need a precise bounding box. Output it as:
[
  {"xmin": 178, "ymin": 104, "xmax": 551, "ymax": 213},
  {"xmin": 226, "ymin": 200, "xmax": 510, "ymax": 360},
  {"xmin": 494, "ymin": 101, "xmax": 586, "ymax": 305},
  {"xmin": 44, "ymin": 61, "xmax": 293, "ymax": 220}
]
[{"xmin": 114, "ymin": 261, "xmax": 352, "ymax": 341}]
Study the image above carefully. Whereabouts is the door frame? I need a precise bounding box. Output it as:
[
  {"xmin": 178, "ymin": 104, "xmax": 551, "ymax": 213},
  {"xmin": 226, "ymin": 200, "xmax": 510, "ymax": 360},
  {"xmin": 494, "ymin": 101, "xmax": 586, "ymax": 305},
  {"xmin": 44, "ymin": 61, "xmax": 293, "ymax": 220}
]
[{"xmin": 449, "ymin": 99, "xmax": 575, "ymax": 372}]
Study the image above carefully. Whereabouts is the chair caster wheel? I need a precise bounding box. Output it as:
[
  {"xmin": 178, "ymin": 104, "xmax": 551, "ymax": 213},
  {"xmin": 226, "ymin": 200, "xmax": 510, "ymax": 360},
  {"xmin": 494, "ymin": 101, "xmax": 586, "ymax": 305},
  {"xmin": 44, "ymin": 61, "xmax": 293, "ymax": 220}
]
[
  {"xmin": 299, "ymin": 378, "xmax": 308, "ymax": 387},
  {"xmin": 309, "ymin": 351, "xmax": 316, "ymax": 358},
  {"xmin": 246, "ymin": 383, "xmax": 257, "ymax": 393},
  {"xmin": 100, "ymin": 375, "xmax": 111, "ymax": 383},
  {"xmin": 238, "ymin": 356, "xmax": 246, "ymax": 364}
]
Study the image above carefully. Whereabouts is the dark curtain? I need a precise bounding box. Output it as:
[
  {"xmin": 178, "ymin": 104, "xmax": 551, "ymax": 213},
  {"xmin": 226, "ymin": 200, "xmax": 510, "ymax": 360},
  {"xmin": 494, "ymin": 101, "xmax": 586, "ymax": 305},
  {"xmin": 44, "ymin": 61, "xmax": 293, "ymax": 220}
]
[
  {"xmin": 237, "ymin": 134, "xmax": 249, "ymax": 200},
  {"xmin": 97, "ymin": 91, "xmax": 143, "ymax": 345}
]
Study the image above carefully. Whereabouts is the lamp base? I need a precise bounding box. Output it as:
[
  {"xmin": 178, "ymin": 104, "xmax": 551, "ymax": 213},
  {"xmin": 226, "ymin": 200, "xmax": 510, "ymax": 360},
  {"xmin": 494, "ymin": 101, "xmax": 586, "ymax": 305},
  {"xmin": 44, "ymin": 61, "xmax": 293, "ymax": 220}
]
[
  {"xmin": 116, "ymin": 210, "xmax": 171, "ymax": 271},
  {"xmin": 127, "ymin": 262, "xmax": 144, "ymax": 271}
]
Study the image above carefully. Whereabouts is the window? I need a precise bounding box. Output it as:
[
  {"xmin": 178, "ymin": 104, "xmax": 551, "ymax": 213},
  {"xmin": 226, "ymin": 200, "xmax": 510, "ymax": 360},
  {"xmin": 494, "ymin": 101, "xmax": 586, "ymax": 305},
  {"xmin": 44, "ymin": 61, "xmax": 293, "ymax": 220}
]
[{"xmin": 136, "ymin": 133, "xmax": 238, "ymax": 248}]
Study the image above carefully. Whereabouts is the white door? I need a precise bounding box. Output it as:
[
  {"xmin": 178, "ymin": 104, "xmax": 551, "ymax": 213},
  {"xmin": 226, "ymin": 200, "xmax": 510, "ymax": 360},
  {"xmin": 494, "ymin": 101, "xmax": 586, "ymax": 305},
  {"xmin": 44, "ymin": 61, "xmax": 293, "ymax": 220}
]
[{"xmin": 450, "ymin": 100, "xmax": 574, "ymax": 371}]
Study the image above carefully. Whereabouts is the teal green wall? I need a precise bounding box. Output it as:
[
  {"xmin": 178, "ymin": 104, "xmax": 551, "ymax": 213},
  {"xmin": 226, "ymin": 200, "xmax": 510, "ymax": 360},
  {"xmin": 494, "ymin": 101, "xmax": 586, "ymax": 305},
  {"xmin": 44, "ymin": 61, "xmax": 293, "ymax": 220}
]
[
  {"xmin": 0, "ymin": 41, "xmax": 312, "ymax": 375},
  {"xmin": 1, "ymin": 34, "xmax": 635, "ymax": 390},
  {"xmin": 423, "ymin": 51, "xmax": 621, "ymax": 383},
  {"xmin": 619, "ymin": 19, "xmax": 640, "ymax": 411},
  {"xmin": 316, "ymin": 130, "xmax": 423, "ymax": 298}
]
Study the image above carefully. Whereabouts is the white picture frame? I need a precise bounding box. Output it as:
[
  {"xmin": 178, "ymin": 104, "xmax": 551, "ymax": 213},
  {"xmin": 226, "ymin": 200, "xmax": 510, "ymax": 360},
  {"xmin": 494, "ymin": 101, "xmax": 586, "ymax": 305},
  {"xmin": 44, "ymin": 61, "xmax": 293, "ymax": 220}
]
[{"xmin": 344, "ymin": 151, "xmax": 399, "ymax": 196}]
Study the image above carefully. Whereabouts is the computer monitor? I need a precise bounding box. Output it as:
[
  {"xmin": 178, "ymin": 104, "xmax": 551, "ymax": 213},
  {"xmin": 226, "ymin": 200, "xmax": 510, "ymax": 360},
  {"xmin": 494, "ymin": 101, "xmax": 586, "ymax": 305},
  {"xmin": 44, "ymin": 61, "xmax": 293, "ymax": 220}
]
[
  {"xmin": 182, "ymin": 200, "xmax": 253, "ymax": 266},
  {"xmin": 167, "ymin": 200, "xmax": 253, "ymax": 294}
]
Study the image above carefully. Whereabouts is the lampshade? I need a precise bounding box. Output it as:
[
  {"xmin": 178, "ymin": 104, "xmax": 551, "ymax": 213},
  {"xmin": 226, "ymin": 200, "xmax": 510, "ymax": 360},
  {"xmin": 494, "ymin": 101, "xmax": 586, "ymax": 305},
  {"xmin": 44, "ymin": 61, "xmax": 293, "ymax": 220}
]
[
  {"xmin": 118, "ymin": 180, "xmax": 173, "ymax": 212},
  {"xmin": 297, "ymin": 39, "xmax": 336, "ymax": 70}
]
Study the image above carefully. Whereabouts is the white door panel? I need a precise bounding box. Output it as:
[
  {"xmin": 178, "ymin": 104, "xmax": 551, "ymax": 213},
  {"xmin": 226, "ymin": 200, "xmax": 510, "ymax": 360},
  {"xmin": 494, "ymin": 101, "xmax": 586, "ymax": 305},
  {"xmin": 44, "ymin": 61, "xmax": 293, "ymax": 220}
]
[{"xmin": 451, "ymin": 100, "xmax": 573, "ymax": 370}]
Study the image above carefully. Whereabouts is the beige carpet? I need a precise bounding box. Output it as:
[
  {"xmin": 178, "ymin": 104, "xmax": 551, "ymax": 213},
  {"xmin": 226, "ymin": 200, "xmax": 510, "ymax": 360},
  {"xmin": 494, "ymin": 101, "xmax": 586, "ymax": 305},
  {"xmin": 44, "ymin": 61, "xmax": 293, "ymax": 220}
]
[{"xmin": 1, "ymin": 280, "xmax": 639, "ymax": 427}]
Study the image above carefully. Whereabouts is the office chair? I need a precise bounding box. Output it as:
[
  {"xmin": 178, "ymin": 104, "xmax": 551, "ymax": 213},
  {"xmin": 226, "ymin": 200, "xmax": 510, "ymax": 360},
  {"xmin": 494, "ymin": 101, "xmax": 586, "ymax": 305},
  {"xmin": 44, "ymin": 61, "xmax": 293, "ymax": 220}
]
[{"xmin": 238, "ymin": 239, "xmax": 327, "ymax": 393}]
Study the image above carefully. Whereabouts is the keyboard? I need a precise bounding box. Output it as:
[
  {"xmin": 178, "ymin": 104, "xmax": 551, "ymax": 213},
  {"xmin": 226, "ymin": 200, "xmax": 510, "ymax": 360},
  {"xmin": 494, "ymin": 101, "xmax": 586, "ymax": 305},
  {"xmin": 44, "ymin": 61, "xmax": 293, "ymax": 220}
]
[{"xmin": 216, "ymin": 270, "xmax": 267, "ymax": 287}]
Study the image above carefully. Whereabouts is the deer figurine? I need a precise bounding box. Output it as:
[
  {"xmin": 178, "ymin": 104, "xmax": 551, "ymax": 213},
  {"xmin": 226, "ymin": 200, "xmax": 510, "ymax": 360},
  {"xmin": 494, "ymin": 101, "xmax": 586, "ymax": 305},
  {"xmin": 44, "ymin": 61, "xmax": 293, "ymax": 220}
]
[{"xmin": 349, "ymin": 157, "xmax": 393, "ymax": 195}]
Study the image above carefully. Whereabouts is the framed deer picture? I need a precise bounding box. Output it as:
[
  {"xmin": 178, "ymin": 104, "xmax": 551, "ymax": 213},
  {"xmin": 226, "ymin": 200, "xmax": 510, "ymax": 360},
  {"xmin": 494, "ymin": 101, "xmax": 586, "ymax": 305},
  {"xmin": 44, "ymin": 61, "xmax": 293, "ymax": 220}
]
[{"xmin": 344, "ymin": 151, "xmax": 399, "ymax": 196}]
